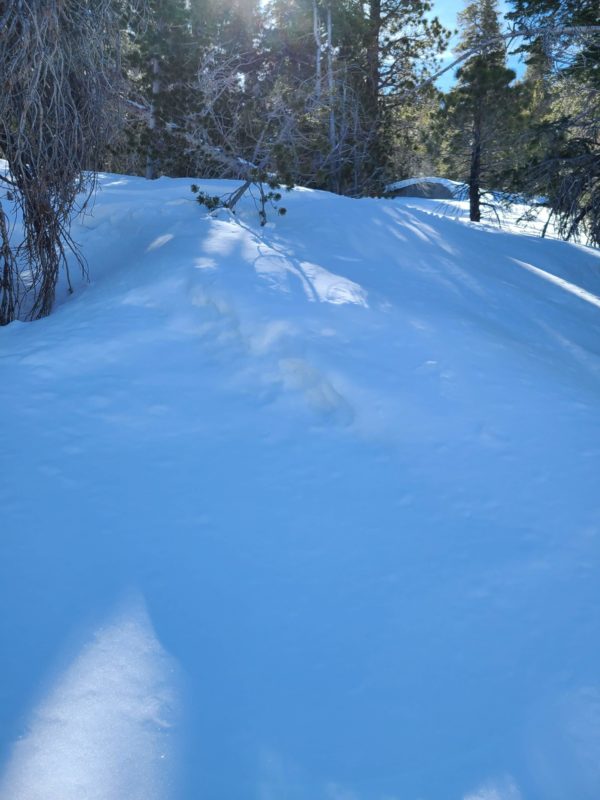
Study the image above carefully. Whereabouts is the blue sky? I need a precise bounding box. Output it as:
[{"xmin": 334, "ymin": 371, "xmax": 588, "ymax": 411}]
[{"xmin": 431, "ymin": 0, "xmax": 525, "ymax": 90}]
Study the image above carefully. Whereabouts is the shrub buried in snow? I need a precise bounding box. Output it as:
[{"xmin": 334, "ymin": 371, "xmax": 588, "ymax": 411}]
[{"xmin": 0, "ymin": 0, "xmax": 142, "ymax": 325}]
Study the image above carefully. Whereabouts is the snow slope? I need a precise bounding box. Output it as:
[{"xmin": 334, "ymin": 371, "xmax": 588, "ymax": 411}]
[{"xmin": 1, "ymin": 173, "xmax": 600, "ymax": 800}]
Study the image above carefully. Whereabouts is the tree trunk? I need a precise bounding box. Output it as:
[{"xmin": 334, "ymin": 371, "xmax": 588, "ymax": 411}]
[
  {"xmin": 0, "ymin": 0, "xmax": 123, "ymax": 323},
  {"xmin": 469, "ymin": 110, "xmax": 482, "ymax": 222},
  {"xmin": 363, "ymin": 0, "xmax": 384, "ymax": 192},
  {"xmin": 366, "ymin": 0, "xmax": 381, "ymax": 117},
  {"xmin": 145, "ymin": 56, "xmax": 160, "ymax": 180},
  {"xmin": 0, "ymin": 202, "xmax": 17, "ymax": 325},
  {"xmin": 326, "ymin": 5, "xmax": 338, "ymax": 191},
  {"xmin": 312, "ymin": 0, "xmax": 322, "ymax": 104}
]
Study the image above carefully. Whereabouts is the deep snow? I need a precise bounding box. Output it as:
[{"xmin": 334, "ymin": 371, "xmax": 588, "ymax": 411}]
[{"xmin": 1, "ymin": 172, "xmax": 600, "ymax": 800}]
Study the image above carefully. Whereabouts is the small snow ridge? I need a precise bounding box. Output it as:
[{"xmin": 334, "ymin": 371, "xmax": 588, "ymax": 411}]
[
  {"xmin": 463, "ymin": 776, "xmax": 522, "ymax": 800},
  {"xmin": 511, "ymin": 258, "xmax": 600, "ymax": 309},
  {"xmin": 526, "ymin": 686, "xmax": 600, "ymax": 800},
  {"xmin": 0, "ymin": 597, "xmax": 180, "ymax": 800},
  {"xmin": 147, "ymin": 233, "xmax": 174, "ymax": 252},
  {"xmin": 194, "ymin": 256, "xmax": 217, "ymax": 271},
  {"xmin": 279, "ymin": 357, "xmax": 354, "ymax": 423},
  {"xmin": 299, "ymin": 261, "xmax": 368, "ymax": 306}
]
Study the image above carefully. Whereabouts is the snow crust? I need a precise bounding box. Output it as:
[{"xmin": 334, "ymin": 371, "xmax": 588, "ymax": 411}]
[{"xmin": 1, "ymin": 173, "xmax": 600, "ymax": 800}]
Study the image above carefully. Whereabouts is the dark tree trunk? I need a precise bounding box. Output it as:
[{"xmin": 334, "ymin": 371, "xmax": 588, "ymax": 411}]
[
  {"xmin": 469, "ymin": 110, "xmax": 482, "ymax": 222},
  {"xmin": 145, "ymin": 55, "xmax": 160, "ymax": 180},
  {"xmin": 363, "ymin": 0, "xmax": 384, "ymax": 192},
  {"xmin": 366, "ymin": 0, "xmax": 381, "ymax": 116}
]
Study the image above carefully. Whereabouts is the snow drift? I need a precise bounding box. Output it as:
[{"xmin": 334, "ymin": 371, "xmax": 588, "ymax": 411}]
[{"xmin": 1, "ymin": 172, "xmax": 600, "ymax": 800}]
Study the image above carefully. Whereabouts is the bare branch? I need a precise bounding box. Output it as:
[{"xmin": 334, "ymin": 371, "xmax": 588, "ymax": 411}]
[{"xmin": 0, "ymin": 0, "xmax": 137, "ymax": 324}]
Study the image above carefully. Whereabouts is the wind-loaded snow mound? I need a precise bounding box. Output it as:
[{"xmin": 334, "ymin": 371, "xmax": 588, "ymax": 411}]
[{"xmin": 1, "ymin": 173, "xmax": 600, "ymax": 800}]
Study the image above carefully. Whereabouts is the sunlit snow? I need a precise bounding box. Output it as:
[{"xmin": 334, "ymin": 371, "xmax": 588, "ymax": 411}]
[
  {"xmin": 1, "ymin": 169, "xmax": 600, "ymax": 800},
  {"xmin": 0, "ymin": 597, "xmax": 179, "ymax": 800}
]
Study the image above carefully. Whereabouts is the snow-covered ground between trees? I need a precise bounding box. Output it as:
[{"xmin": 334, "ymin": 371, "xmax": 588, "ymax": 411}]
[{"xmin": 1, "ymin": 171, "xmax": 600, "ymax": 800}]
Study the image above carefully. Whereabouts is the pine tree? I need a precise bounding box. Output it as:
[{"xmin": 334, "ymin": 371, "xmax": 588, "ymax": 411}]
[
  {"xmin": 506, "ymin": 0, "xmax": 600, "ymax": 245},
  {"xmin": 125, "ymin": 0, "xmax": 196, "ymax": 179},
  {"xmin": 363, "ymin": 0, "xmax": 449, "ymax": 191},
  {"xmin": 115, "ymin": 0, "xmax": 448, "ymax": 195},
  {"xmin": 435, "ymin": 0, "xmax": 518, "ymax": 221},
  {"xmin": 187, "ymin": 0, "xmax": 268, "ymax": 177},
  {"xmin": 261, "ymin": 0, "xmax": 372, "ymax": 193}
]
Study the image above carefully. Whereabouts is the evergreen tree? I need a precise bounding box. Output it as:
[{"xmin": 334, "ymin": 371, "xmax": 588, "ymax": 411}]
[
  {"xmin": 186, "ymin": 0, "xmax": 268, "ymax": 177},
  {"xmin": 507, "ymin": 0, "xmax": 600, "ymax": 245},
  {"xmin": 434, "ymin": 0, "xmax": 519, "ymax": 221},
  {"xmin": 363, "ymin": 0, "xmax": 449, "ymax": 190},
  {"xmin": 261, "ymin": 0, "xmax": 373, "ymax": 193},
  {"xmin": 131, "ymin": 0, "xmax": 196, "ymax": 179},
  {"xmin": 115, "ymin": 0, "xmax": 447, "ymax": 194}
]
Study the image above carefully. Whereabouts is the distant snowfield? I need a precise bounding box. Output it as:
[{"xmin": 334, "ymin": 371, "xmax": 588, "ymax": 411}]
[{"xmin": 1, "ymin": 172, "xmax": 600, "ymax": 800}]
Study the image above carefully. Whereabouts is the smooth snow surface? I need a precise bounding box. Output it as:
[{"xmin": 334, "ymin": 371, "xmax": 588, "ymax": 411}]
[
  {"xmin": 1, "ymin": 174, "xmax": 600, "ymax": 800},
  {"xmin": 0, "ymin": 597, "xmax": 179, "ymax": 800}
]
